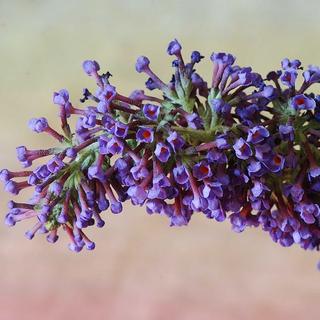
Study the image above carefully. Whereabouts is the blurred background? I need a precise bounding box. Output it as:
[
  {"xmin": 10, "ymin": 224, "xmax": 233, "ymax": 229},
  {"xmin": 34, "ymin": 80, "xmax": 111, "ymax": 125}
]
[{"xmin": 0, "ymin": 0, "xmax": 319, "ymax": 319}]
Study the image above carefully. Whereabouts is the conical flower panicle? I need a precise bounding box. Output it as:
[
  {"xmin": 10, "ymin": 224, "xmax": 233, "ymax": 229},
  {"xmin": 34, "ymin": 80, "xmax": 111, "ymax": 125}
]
[{"xmin": 2, "ymin": 40, "xmax": 320, "ymax": 267}]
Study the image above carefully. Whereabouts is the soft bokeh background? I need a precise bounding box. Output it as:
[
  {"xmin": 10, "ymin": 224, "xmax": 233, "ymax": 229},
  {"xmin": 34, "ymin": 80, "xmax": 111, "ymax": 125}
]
[{"xmin": 0, "ymin": 0, "xmax": 319, "ymax": 319}]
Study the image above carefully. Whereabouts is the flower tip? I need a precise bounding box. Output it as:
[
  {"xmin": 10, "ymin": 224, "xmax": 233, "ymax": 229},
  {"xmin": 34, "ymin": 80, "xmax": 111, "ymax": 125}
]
[
  {"xmin": 82, "ymin": 60, "xmax": 100, "ymax": 76},
  {"xmin": 28, "ymin": 117, "xmax": 48, "ymax": 133},
  {"xmin": 111, "ymin": 202, "xmax": 123, "ymax": 214},
  {"xmin": 167, "ymin": 39, "xmax": 182, "ymax": 56},
  {"xmin": 0, "ymin": 169, "xmax": 9, "ymax": 182},
  {"xmin": 53, "ymin": 89, "xmax": 69, "ymax": 105},
  {"xmin": 135, "ymin": 56, "xmax": 150, "ymax": 73},
  {"xmin": 191, "ymin": 51, "xmax": 204, "ymax": 64},
  {"xmin": 25, "ymin": 230, "xmax": 34, "ymax": 240},
  {"xmin": 68, "ymin": 243, "xmax": 82, "ymax": 253},
  {"xmin": 86, "ymin": 241, "xmax": 96, "ymax": 250},
  {"xmin": 4, "ymin": 180, "xmax": 19, "ymax": 195},
  {"xmin": 5, "ymin": 215, "xmax": 16, "ymax": 227},
  {"xmin": 96, "ymin": 220, "xmax": 105, "ymax": 228}
]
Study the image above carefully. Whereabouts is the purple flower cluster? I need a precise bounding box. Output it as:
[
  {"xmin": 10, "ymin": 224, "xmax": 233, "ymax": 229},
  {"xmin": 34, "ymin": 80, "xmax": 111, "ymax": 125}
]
[{"xmin": 2, "ymin": 40, "xmax": 320, "ymax": 266}]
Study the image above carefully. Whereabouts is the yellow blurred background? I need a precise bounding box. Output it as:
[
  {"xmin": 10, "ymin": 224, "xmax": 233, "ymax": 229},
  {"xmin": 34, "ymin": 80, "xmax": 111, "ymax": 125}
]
[{"xmin": 0, "ymin": 0, "xmax": 319, "ymax": 319}]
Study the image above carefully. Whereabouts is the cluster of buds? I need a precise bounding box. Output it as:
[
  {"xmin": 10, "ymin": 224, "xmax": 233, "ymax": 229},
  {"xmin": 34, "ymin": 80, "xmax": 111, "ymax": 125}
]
[{"xmin": 2, "ymin": 40, "xmax": 320, "ymax": 265}]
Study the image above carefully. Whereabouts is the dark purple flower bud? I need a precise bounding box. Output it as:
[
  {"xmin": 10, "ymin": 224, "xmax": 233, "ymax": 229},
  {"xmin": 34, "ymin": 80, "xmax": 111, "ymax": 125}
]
[
  {"xmin": 192, "ymin": 161, "xmax": 212, "ymax": 181},
  {"xmin": 233, "ymin": 138, "xmax": 252, "ymax": 160},
  {"xmin": 25, "ymin": 229, "xmax": 37, "ymax": 240},
  {"xmin": 127, "ymin": 185, "xmax": 147, "ymax": 205},
  {"xmin": 191, "ymin": 51, "xmax": 204, "ymax": 64},
  {"xmin": 142, "ymin": 104, "xmax": 160, "ymax": 121},
  {"xmin": 88, "ymin": 165, "xmax": 106, "ymax": 182},
  {"xmin": 166, "ymin": 131, "xmax": 185, "ymax": 152},
  {"xmin": 47, "ymin": 156, "xmax": 65, "ymax": 174},
  {"xmin": 291, "ymin": 94, "xmax": 316, "ymax": 111},
  {"xmin": 136, "ymin": 127, "xmax": 154, "ymax": 143},
  {"xmin": 80, "ymin": 209, "xmax": 93, "ymax": 220},
  {"xmin": 27, "ymin": 173, "xmax": 39, "ymax": 185},
  {"xmin": 5, "ymin": 213, "xmax": 16, "ymax": 226},
  {"xmin": 114, "ymin": 122, "xmax": 128, "ymax": 138},
  {"xmin": 308, "ymin": 165, "xmax": 320, "ymax": 180},
  {"xmin": 279, "ymin": 124, "xmax": 294, "ymax": 141},
  {"xmin": 68, "ymin": 243, "xmax": 82, "ymax": 253},
  {"xmin": 266, "ymin": 70, "xmax": 281, "ymax": 81},
  {"xmin": 155, "ymin": 142, "xmax": 171, "ymax": 163},
  {"xmin": 146, "ymin": 199, "xmax": 165, "ymax": 214},
  {"xmin": 229, "ymin": 212, "xmax": 246, "ymax": 233},
  {"xmin": 167, "ymin": 39, "xmax": 182, "ymax": 56},
  {"xmin": 82, "ymin": 60, "xmax": 100, "ymax": 75},
  {"xmin": 76, "ymin": 216, "xmax": 89, "ymax": 229},
  {"xmin": 28, "ymin": 117, "xmax": 48, "ymax": 133},
  {"xmin": 279, "ymin": 234, "xmax": 294, "ymax": 247},
  {"xmin": 145, "ymin": 78, "xmax": 157, "ymax": 90},
  {"xmin": 114, "ymin": 157, "xmax": 130, "ymax": 174},
  {"xmin": 247, "ymin": 126, "xmax": 270, "ymax": 144},
  {"xmin": 97, "ymin": 196, "xmax": 109, "ymax": 212},
  {"xmin": 210, "ymin": 208, "xmax": 226, "ymax": 222},
  {"xmin": 173, "ymin": 165, "xmax": 188, "ymax": 185},
  {"xmin": 5, "ymin": 181, "xmax": 19, "ymax": 195},
  {"xmin": 0, "ymin": 169, "xmax": 10, "ymax": 182},
  {"xmin": 84, "ymin": 240, "xmax": 95, "ymax": 251},
  {"xmin": 135, "ymin": 56, "xmax": 150, "ymax": 73},
  {"xmin": 111, "ymin": 202, "xmax": 123, "ymax": 214},
  {"xmin": 46, "ymin": 231, "xmax": 59, "ymax": 243},
  {"xmin": 170, "ymin": 214, "xmax": 188, "ymax": 227},
  {"xmin": 34, "ymin": 165, "xmax": 51, "ymax": 179}
]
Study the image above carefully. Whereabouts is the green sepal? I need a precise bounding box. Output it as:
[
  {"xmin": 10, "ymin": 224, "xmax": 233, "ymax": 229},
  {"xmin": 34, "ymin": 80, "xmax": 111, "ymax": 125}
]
[{"xmin": 127, "ymin": 139, "xmax": 139, "ymax": 149}]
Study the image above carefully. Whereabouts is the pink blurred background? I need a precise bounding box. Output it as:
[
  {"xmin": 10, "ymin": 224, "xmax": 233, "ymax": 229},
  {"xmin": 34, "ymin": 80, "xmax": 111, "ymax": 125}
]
[{"xmin": 0, "ymin": 1, "xmax": 319, "ymax": 319}]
